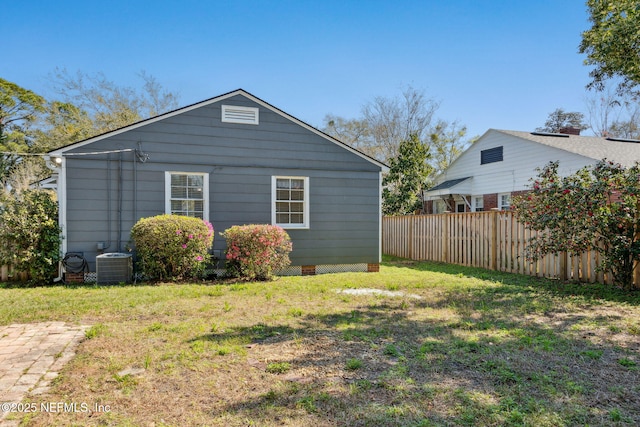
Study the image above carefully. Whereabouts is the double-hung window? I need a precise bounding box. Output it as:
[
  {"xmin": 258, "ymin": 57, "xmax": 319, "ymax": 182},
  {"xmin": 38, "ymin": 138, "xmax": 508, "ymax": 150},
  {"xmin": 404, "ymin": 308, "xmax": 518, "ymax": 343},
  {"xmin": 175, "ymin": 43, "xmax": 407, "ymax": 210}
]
[
  {"xmin": 165, "ymin": 172, "xmax": 209, "ymax": 220},
  {"xmin": 473, "ymin": 196, "xmax": 484, "ymax": 212},
  {"xmin": 498, "ymin": 193, "xmax": 511, "ymax": 210},
  {"xmin": 272, "ymin": 176, "xmax": 309, "ymax": 229}
]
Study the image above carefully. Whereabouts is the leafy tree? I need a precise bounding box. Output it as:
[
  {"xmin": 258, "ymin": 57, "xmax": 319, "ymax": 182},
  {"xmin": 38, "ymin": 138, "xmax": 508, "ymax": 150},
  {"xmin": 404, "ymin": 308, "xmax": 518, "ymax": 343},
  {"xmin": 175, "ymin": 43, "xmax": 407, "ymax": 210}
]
[
  {"xmin": 45, "ymin": 68, "xmax": 180, "ymax": 141},
  {"xmin": 33, "ymin": 101, "xmax": 94, "ymax": 152},
  {"xmin": 0, "ymin": 78, "xmax": 46, "ymax": 182},
  {"xmin": 579, "ymin": 0, "xmax": 640, "ymax": 93},
  {"xmin": 584, "ymin": 84, "xmax": 623, "ymax": 136},
  {"xmin": 584, "ymin": 82, "xmax": 640, "ymax": 138},
  {"xmin": 362, "ymin": 85, "xmax": 439, "ymax": 161},
  {"xmin": 608, "ymin": 115, "xmax": 640, "ymax": 139},
  {"xmin": 382, "ymin": 133, "xmax": 432, "ymax": 215},
  {"xmin": 512, "ymin": 160, "xmax": 640, "ymax": 290},
  {"xmin": 0, "ymin": 72, "xmax": 179, "ymax": 191},
  {"xmin": 536, "ymin": 108, "xmax": 586, "ymax": 133},
  {"xmin": 428, "ymin": 119, "xmax": 471, "ymax": 172},
  {"xmin": 0, "ymin": 189, "xmax": 62, "ymax": 284},
  {"xmin": 322, "ymin": 114, "xmax": 376, "ymax": 157},
  {"xmin": 322, "ymin": 85, "xmax": 441, "ymax": 163}
]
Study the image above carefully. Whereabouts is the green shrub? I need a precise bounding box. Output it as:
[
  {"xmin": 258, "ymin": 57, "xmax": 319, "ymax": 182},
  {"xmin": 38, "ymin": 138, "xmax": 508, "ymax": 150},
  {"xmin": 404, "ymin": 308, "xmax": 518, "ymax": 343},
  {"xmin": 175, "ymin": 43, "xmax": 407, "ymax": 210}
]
[
  {"xmin": 222, "ymin": 224, "xmax": 292, "ymax": 280},
  {"xmin": 131, "ymin": 214, "xmax": 213, "ymax": 280},
  {"xmin": 0, "ymin": 190, "xmax": 62, "ymax": 284}
]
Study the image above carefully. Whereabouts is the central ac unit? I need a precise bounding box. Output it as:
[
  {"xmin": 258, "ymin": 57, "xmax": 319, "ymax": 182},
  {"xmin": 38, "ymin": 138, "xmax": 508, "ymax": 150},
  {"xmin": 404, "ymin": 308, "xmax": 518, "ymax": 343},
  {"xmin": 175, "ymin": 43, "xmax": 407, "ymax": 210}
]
[{"xmin": 96, "ymin": 253, "xmax": 132, "ymax": 284}]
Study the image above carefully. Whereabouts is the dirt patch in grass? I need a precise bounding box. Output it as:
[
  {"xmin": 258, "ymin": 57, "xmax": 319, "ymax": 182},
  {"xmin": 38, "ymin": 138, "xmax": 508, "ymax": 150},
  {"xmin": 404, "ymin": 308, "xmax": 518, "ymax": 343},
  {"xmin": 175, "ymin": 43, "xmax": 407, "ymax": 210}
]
[{"xmin": 4, "ymin": 261, "xmax": 640, "ymax": 426}]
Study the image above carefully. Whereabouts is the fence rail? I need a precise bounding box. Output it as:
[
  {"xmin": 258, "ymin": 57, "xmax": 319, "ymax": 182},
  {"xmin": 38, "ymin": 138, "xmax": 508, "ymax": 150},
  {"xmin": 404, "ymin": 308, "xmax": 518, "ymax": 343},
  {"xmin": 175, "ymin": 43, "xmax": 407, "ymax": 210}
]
[{"xmin": 383, "ymin": 211, "xmax": 618, "ymax": 285}]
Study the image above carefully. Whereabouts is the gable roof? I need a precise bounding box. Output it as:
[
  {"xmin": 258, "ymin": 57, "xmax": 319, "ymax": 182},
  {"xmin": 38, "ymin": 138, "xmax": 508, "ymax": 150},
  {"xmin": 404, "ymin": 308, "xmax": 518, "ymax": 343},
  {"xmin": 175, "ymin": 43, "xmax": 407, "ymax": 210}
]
[
  {"xmin": 495, "ymin": 129, "xmax": 640, "ymax": 168},
  {"xmin": 48, "ymin": 89, "xmax": 388, "ymax": 171}
]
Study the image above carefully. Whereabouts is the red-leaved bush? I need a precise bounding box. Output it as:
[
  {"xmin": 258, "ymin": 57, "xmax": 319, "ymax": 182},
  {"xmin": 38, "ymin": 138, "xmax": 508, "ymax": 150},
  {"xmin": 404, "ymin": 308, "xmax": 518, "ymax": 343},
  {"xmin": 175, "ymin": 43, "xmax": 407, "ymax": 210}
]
[{"xmin": 222, "ymin": 224, "xmax": 292, "ymax": 280}]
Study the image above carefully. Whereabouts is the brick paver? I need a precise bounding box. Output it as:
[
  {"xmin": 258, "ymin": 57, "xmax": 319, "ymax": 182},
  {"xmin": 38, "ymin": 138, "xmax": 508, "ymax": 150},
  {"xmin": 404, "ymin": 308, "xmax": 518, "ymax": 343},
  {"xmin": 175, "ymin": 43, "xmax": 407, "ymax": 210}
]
[{"xmin": 0, "ymin": 322, "xmax": 88, "ymax": 424}]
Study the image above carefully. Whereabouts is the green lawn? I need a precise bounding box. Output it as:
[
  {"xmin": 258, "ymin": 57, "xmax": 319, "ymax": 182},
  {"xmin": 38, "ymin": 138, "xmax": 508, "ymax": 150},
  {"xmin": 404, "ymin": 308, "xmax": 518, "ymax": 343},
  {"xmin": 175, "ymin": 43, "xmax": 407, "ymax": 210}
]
[{"xmin": 2, "ymin": 257, "xmax": 640, "ymax": 426}]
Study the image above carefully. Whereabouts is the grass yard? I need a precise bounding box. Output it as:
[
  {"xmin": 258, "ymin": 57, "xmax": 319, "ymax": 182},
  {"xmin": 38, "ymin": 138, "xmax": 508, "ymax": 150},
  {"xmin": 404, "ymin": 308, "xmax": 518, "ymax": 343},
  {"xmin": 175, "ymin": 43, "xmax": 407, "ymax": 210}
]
[{"xmin": 2, "ymin": 257, "xmax": 640, "ymax": 426}]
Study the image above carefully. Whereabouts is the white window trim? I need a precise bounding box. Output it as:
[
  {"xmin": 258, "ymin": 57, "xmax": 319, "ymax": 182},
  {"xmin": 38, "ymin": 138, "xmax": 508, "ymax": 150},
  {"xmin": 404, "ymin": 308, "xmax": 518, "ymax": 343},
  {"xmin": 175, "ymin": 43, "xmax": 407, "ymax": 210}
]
[
  {"xmin": 164, "ymin": 171, "xmax": 210, "ymax": 221},
  {"xmin": 498, "ymin": 192, "xmax": 511, "ymax": 210},
  {"xmin": 221, "ymin": 105, "xmax": 259, "ymax": 125},
  {"xmin": 272, "ymin": 176, "xmax": 309, "ymax": 229},
  {"xmin": 472, "ymin": 195, "xmax": 484, "ymax": 212}
]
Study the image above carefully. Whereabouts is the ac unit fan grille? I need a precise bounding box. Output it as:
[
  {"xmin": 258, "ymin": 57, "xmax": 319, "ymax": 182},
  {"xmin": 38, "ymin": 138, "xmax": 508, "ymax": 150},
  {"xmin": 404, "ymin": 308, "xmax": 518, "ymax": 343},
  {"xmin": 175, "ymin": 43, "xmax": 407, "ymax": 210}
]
[{"xmin": 96, "ymin": 253, "xmax": 132, "ymax": 284}]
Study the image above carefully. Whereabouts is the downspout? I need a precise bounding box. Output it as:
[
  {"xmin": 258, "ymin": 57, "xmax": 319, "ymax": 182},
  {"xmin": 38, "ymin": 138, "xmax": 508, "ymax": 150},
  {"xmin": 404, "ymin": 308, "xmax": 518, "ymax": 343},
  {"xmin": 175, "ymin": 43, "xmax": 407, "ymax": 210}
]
[
  {"xmin": 133, "ymin": 150, "xmax": 137, "ymax": 225},
  {"xmin": 379, "ymin": 170, "xmax": 383, "ymax": 263},
  {"xmin": 102, "ymin": 154, "xmax": 112, "ymax": 252},
  {"xmin": 44, "ymin": 155, "xmax": 65, "ymax": 282},
  {"xmin": 117, "ymin": 152, "xmax": 123, "ymax": 252}
]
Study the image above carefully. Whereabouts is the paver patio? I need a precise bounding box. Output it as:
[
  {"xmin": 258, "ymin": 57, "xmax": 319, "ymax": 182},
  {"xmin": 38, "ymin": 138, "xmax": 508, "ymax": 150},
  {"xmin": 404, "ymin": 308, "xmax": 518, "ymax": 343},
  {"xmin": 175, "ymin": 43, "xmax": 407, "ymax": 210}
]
[{"xmin": 0, "ymin": 322, "xmax": 88, "ymax": 424}]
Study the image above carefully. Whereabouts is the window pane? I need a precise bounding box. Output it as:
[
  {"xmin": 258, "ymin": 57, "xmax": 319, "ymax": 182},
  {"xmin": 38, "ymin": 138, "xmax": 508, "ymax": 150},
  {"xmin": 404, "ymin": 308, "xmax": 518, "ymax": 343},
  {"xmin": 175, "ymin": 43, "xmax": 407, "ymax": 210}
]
[
  {"xmin": 171, "ymin": 200, "xmax": 183, "ymax": 212},
  {"xmin": 171, "ymin": 186, "xmax": 187, "ymax": 198},
  {"xmin": 276, "ymin": 213, "xmax": 289, "ymax": 223},
  {"xmin": 188, "ymin": 175, "xmax": 203, "ymax": 187},
  {"xmin": 290, "ymin": 214, "xmax": 304, "ymax": 224},
  {"xmin": 171, "ymin": 174, "xmax": 187, "ymax": 186},
  {"xmin": 188, "ymin": 187, "xmax": 203, "ymax": 199},
  {"xmin": 290, "ymin": 202, "xmax": 303, "ymax": 212},
  {"xmin": 290, "ymin": 190, "xmax": 304, "ymax": 200},
  {"xmin": 291, "ymin": 179, "xmax": 304, "ymax": 189},
  {"xmin": 276, "ymin": 179, "xmax": 290, "ymax": 189},
  {"xmin": 276, "ymin": 202, "xmax": 288, "ymax": 213},
  {"xmin": 276, "ymin": 189, "xmax": 289, "ymax": 200}
]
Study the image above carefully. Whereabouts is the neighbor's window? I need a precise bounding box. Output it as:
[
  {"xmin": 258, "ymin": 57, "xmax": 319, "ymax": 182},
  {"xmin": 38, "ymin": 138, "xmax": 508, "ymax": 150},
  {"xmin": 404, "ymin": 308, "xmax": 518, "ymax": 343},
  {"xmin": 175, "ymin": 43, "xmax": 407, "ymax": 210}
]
[
  {"xmin": 473, "ymin": 196, "xmax": 484, "ymax": 212},
  {"xmin": 165, "ymin": 172, "xmax": 209, "ymax": 220},
  {"xmin": 498, "ymin": 193, "xmax": 511, "ymax": 210},
  {"xmin": 272, "ymin": 176, "xmax": 309, "ymax": 228}
]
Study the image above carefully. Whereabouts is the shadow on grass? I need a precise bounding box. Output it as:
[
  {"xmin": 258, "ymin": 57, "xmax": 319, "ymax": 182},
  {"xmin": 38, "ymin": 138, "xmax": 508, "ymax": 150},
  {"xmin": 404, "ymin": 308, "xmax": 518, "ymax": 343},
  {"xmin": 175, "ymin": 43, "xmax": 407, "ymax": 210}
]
[
  {"xmin": 200, "ymin": 295, "xmax": 640, "ymax": 426},
  {"xmin": 189, "ymin": 323, "xmax": 296, "ymax": 345}
]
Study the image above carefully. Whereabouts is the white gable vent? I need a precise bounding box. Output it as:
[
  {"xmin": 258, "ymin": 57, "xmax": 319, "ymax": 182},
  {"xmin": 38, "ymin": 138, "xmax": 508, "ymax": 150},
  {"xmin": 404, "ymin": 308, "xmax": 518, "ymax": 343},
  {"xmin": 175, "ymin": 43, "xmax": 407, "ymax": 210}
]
[{"xmin": 221, "ymin": 105, "xmax": 259, "ymax": 125}]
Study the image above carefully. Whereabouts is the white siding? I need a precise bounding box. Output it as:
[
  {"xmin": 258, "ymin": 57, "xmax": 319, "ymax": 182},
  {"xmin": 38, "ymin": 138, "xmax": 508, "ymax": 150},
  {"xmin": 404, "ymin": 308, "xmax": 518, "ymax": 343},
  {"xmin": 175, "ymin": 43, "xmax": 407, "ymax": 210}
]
[{"xmin": 434, "ymin": 130, "xmax": 598, "ymax": 195}]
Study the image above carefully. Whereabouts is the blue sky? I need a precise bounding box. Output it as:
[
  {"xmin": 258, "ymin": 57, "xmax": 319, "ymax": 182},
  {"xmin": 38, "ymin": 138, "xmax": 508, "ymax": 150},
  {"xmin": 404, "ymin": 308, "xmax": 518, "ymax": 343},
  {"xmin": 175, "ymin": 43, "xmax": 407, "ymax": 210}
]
[{"xmin": 3, "ymin": 0, "xmax": 593, "ymax": 139}]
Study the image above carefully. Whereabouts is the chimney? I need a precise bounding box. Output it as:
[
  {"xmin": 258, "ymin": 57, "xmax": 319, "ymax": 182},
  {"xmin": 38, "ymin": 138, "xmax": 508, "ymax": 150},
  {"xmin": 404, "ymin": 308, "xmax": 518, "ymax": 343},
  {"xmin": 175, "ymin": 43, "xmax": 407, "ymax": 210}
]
[{"xmin": 558, "ymin": 126, "xmax": 581, "ymax": 135}]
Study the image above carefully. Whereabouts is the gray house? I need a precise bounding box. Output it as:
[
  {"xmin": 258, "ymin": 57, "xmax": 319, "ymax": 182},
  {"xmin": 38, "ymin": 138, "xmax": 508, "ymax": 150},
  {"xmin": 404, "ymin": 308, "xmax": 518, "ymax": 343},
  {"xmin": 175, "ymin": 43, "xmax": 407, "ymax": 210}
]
[{"xmin": 47, "ymin": 89, "xmax": 387, "ymax": 276}]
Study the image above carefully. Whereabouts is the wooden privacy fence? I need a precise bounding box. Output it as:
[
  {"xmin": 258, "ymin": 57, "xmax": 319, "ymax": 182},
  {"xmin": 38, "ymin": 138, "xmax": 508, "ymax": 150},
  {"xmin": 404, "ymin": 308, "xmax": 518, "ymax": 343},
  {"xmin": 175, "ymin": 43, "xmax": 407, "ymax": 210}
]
[
  {"xmin": 0, "ymin": 265, "xmax": 28, "ymax": 282},
  {"xmin": 383, "ymin": 211, "xmax": 616, "ymax": 285}
]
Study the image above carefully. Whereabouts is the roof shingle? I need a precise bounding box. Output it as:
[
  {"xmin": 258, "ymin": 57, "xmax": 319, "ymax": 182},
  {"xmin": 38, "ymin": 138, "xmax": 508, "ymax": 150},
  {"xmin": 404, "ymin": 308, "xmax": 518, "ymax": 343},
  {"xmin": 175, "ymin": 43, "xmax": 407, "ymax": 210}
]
[{"xmin": 497, "ymin": 129, "xmax": 640, "ymax": 168}]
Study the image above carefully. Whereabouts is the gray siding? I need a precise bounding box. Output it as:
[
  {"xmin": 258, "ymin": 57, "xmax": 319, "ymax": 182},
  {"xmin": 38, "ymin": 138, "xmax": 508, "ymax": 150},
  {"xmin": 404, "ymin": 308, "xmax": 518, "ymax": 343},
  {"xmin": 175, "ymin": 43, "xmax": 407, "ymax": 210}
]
[{"xmin": 61, "ymin": 94, "xmax": 382, "ymax": 270}]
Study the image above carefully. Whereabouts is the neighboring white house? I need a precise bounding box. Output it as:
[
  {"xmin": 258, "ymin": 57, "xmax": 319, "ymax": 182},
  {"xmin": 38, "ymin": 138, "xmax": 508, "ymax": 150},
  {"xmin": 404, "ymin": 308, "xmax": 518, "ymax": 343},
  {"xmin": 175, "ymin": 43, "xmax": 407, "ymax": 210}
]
[{"xmin": 423, "ymin": 128, "xmax": 640, "ymax": 214}]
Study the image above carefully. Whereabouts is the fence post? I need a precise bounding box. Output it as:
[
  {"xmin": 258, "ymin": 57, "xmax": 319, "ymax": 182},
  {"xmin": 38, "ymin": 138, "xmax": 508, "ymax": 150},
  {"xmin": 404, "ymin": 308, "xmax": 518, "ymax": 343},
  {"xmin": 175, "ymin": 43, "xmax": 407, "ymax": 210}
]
[
  {"xmin": 491, "ymin": 211, "xmax": 498, "ymax": 271},
  {"xmin": 409, "ymin": 216, "xmax": 414, "ymax": 260},
  {"xmin": 442, "ymin": 214, "xmax": 449, "ymax": 263},
  {"xmin": 559, "ymin": 251, "xmax": 568, "ymax": 281}
]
